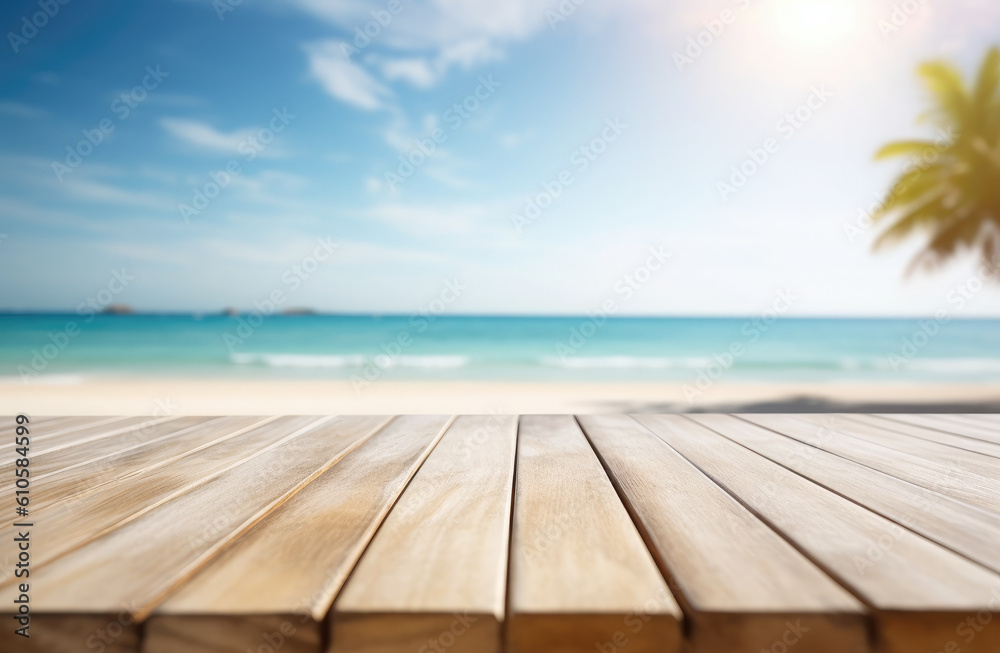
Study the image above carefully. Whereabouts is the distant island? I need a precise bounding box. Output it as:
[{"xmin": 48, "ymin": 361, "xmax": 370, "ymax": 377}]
[{"xmin": 100, "ymin": 304, "xmax": 135, "ymax": 315}]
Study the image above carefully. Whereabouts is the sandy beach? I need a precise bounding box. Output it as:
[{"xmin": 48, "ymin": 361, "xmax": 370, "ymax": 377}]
[{"xmin": 4, "ymin": 378, "xmax": 1000, "ymax": 415}]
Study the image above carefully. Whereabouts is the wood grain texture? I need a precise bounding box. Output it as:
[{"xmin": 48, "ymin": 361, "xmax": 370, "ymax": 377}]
[
  {"xmin": 690, "ymin": 414, "xmax": 1000, "ymax": 574},
  {"xmin": 332, "ymin": 414, "xmax": 519, "ymax": 653},
  {"xmin": 0, "ymin": 614, "xmax": 141, "ymax": 653},
  {"xmin": 0, "ymin": 416, "xmax": 210, "ymax": 491},
  {"xmin": 0, "ymin": 415, "xmax": 76, "ymax": 438},
  {"xmin": 0, "ymin": 416, "xmax": 165, "ymax": 462},
  {"xmin": 576, "ymin": 414, "xmax": 867, "ymax": 653},
  {"xmin": 506, "ymin": 415, "xmax": 681, "ymax": 653},
  {"xmin": 791, "ymin": 414, "xmax": 1000, "ymax": 479},
  {"xmin": 844, "ymin": 414, "xmax": 1000, "ymax": 459},
  {"xmin": 639, "ymin": 414, "xmax": 1000, "ymax": 653},
  {"xmin": 744, "ymin": 414, "xmax": 1000, "ymax": 514},
  {"xmin": 0, "ymin": 415, "xmax": 388, "ymax": 628},
  {"xmin": 27, "ymin": 416, "xmax": 273, "ymax": 513},
  {"xmin": 146, "ymin": 415, "xmax": 454, "ymax": 653},
  {"xmin": 944, "ymin": 414, "xmax": 1000, "ymax": 429},
  {"xmin": 0, "ymin": 416, "xmax": 286, "ymax": 576},
  {"xmin": 875, "ymin": 414, "xmax": 1000, "ymax": 446}
]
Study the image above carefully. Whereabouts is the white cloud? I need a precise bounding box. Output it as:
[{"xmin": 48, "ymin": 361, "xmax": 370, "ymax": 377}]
[
  {"xmin": 438, "ymin": 38, "xmax": 504, "ymax": 69},
  {"xmin": 160, "ymin": 118, "xmax": 256, "ymax": 153},
  {"xmin": 305, "ymin": 41, "xmax": 392, "ymax": 110},
  {"xmin": 160, "ymin": 117, "xmax": 290, "ymax": 157},
  {"xmin": 291, "ymin": 0, "xmax": 553, "ymax": 50},
  {"xmin": 366, "ymin": 38, "xmax": 503, "ymax": 90},
  {"xmin": 375, "ymin": 57, "xmax": 437, "ymax": 88}
]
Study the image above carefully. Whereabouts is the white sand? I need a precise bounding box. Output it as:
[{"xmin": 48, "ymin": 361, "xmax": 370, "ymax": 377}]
[{"xmin": 2, "ymin": 378, "xmax": 1000, "ymax": 415}]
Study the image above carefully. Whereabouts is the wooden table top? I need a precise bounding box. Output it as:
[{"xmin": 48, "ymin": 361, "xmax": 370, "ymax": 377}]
[{"xmin": 1, "ymin": 413, "xmax": 999, "ymax": 653}]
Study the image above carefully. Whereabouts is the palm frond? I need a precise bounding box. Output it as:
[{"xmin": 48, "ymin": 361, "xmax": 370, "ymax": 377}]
[
  {"xmin": 874, "ymin": 140, "xmax": 941, "ymax": 160},
  {"xmin": 874, "ymin": 195, "xmax": 947, "ymax": 249},
  {"xmin": 874, "ymin": 47, "xmax": 1000, "ymax": 278},
  {"xmin": 973, "ymin": 47, "xmax": 1000, "ymax": 113},
  {"xmin": 918, "ymin": 61, "xmax": 968, "ymax": 125}
]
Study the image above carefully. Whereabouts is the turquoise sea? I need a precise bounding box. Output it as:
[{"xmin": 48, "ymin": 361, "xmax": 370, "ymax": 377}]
[{"xmin": 2, "ymin": 314, "xmax": 1000, "ymax": 384}]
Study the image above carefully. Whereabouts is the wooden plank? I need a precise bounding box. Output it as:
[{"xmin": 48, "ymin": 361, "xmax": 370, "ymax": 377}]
[
  {"xmin": 577, "ymin": 415, "xmax": 866, "ymax": 653},
  {"xmin": 847, "ymin": 414, "xmax": 1000, "ymax": 459},
  {"xmin": 691, "ymin": 414, "xmax": 1000, "ymax": 574},
  {"xmin": 506, "ymin": 415, "xmax": 681, "ymax": 653},
  {"xmin": 0, "ymin": 415, "xmax": 178, "ymax": 464},
  {"xmin": 0, "ymin": 416, "xmax": 136, "ymax": 455},
  {"xmin": 0, "ymin": 416, "xmax": 285, "ymax": 573},
  {"xmin": 0, "ymin": 415, "xmax": 388, "ymax": 653},
  {"xmin": 331, "ymin": 415, "xmax": 518, "ymax": 653},
  {"xmin": 0, "ymin": 416, "xmax": 210, "ymax": 490},
  {"xmin": 639, "ymin": 414, "xmax": 1000, "ymax": 653},
  {"xmin": 790, "ymin": 415, "xmax": 1000, "ymax": 477},
  {"xmin": 145, "ymin": 415, "xmax": 454, "ymax": 653},
  {"xmin": 946, "ymin": 414, "xmax": 1000, "ymax": 428},
  {"xmin": 876, "ymin": 414, "xmax": 1000, "ymax": 446},
  {"xmin": 25, "ymin": 416, "xmax": 273, "ymax": 513},
  {"xmin": 0, "ymin": 415, "xmax": 75, "ymax": 438},
  {"xmin": 744, "ymin": 414, "xmax": 1000, "ymax": 514}
]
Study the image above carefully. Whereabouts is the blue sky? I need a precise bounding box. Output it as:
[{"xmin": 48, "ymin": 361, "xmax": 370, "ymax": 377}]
[{"xmin": 1, "ymin": 0, "xmax": 999, "ymax": 316}]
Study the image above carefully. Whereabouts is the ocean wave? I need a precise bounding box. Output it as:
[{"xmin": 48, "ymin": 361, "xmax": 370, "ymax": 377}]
[
  {"xmin": 0, "ymin": 374, "xmax": 86, "ymax": 385},
  {"xmin": 229, "ymin": 353, "xmax": 469, "ymax": 369},
  {"xmin": 540, "ymin": 356, "xmax": 712, "ymax": 369},
  {"xmin": 895, "ymin": 358, "xmax": 1000, "ymax": 373}
]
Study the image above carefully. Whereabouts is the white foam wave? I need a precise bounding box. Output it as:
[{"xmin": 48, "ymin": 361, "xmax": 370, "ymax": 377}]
[
  {"xmin": 229, "ymin": 353, "xmax": 468, "ymax": 369},
  {"xmin": 896, "ymin": 358, "xmax": 1000, "ymax": 373},
  {"xmin": 540, "ymin": 356, "xmax": 711, "ymax": 369}
]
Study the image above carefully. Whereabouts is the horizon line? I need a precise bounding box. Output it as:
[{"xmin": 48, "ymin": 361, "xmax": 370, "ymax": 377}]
[{"xmin": 1, "ymin": 310, "xmax": 999, "ymax": 321}]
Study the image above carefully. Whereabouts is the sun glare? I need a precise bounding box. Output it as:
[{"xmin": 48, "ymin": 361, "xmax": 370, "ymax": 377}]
[{"xmin": 775, "ymin": 0, "xmax": 861, "ymax": 47}]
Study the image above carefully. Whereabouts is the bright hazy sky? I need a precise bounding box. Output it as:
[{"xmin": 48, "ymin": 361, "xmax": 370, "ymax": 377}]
[{"xmin": 2, "ymin": 0, "xmax": 999, "ymax": 316}]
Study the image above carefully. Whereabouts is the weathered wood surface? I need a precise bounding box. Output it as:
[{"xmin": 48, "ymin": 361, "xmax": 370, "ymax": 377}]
[{"xmin": 2, "ymin": 414, "xmax": 999, "ymax": 653}]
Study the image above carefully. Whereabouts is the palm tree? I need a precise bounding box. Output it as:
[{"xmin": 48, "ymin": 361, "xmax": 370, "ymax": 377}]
[{"xmin": 873, "ymin": 47, "xmax": 1000, "ymax": 276}]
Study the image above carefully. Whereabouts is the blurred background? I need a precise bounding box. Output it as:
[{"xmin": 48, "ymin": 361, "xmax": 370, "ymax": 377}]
[{"xmin": 1, "ymin": 0, "xmax": 999, "ymax": 412}]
